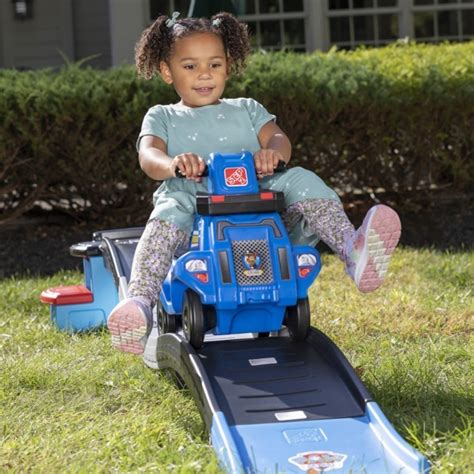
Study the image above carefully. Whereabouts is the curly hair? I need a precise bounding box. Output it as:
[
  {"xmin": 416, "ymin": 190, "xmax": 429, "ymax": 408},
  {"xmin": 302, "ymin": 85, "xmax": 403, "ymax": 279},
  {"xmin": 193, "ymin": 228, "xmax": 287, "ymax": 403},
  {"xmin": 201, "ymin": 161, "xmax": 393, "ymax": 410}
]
[{"xmin": 135, "ymin": 12, "xmax": 251, "ymax": 80}]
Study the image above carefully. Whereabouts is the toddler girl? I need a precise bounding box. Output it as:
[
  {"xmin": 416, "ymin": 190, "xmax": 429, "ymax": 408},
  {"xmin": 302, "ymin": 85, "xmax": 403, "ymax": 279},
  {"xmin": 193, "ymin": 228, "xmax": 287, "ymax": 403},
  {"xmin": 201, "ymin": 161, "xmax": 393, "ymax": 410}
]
[{"xmin": 107, "ymin": 12, "xmax": 401, "ymax": 354}]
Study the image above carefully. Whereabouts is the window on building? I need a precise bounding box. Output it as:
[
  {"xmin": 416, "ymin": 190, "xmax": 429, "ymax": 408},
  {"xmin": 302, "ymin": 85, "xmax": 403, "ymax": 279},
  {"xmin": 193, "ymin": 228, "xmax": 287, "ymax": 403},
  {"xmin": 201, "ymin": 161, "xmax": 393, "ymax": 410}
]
[
  {"xmin": 149, "ymin": 0, "xmax": 237, "ymax": 19},
  {"xmin": 413, "ymin": 0, "xmax": 474, "ymax": 42},
  {"xmin": 234, "ymin": 0, "xmax": 307, "ymax": 51},
  {"xmin": 150, "ymin": 0, "xmax": 190, "ymax": 18},
  {"xmin": 462, "ymin": 9, "xmax": 474, "ymax": 35},
  {"xmin": 149, "ymin": 0, "xmax": 473, "ymax": 52},
  {"xmin": 149, "ymin": 0, "xmax": 306, "ymax": 51},
  {"xmin": 328, "ymin": 0, "xmax": 399, "ymax": 49}
]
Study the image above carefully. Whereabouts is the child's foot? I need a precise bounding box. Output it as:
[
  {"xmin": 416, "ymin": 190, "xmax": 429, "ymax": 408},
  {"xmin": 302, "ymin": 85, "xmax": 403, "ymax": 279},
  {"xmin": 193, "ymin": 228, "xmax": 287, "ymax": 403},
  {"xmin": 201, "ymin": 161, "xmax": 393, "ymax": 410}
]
[
  {"xmin": 107, "ymin": 296, "xmax": 152, "ymax": 354},
  {"xmin": 344, "ymin": 205, "xmax": 401, "ymax": 292}
]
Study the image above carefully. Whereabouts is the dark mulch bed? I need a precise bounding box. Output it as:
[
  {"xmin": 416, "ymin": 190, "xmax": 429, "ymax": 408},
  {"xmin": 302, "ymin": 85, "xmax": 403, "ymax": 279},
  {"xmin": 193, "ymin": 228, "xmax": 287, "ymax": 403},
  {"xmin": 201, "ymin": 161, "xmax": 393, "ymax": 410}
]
[{"xmin": 1, "ymin": 192, "xmax": 472, "ymax": 279}]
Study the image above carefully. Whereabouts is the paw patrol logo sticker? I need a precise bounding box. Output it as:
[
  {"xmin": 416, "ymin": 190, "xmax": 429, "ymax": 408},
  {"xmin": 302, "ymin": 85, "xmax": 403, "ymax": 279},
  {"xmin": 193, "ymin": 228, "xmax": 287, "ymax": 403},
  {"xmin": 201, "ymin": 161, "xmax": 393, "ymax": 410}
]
[
  {"xmin": 224, "ymin": 167, "xmax": 248, "ymax": 186},
  {"xmin": 288, "ymin": 451, "xmax": 347, "ymax": 472},
  {"xmin": 243, "ymin": 251, "xmax": 263, "ymax": 277}
]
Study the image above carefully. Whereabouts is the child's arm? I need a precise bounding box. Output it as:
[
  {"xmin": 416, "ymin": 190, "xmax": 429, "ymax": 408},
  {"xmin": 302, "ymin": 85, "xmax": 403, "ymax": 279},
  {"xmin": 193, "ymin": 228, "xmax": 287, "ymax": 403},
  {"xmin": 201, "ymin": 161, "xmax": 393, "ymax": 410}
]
[
  {"xmin": 255, "ymin": 121, "xmax": 292, "ymax": 177},
  {"xmin": 138, "ymin": 135, "xmax": 206, "ymax": 182}
]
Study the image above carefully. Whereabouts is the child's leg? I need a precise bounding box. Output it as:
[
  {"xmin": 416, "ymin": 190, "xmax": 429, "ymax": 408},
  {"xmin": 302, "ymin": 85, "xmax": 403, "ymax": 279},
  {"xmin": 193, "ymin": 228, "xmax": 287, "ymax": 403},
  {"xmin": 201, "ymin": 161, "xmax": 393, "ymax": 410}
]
[
  {"xmin": 107, "ymin": 218, "xmax": 187, "ymax": 354},
  {"xmin": 282, "ymin": 199, "xmax": 355, "ymax": 256},
  {"xmin": 264, "ymin": 167, "xmax": 401, "ymax": 292},
  {"xmin": 293, "ymin": 199, "xmax": 401, "ymax": 292},
  {"xmin": 127, "ymin": 219, "xmax": 188, "ymax": 304}
]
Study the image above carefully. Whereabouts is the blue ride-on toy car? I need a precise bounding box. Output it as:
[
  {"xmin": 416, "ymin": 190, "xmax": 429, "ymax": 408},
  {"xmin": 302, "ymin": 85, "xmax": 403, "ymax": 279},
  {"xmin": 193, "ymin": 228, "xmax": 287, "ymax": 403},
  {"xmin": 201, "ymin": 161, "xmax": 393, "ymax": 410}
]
[
  {"xmin": 158, "ymin": 151, "xmax": 322, "ymax": 349},
  {"xmin": 39, "ymin": 151, "xmax": 430, "ymax": 473}
]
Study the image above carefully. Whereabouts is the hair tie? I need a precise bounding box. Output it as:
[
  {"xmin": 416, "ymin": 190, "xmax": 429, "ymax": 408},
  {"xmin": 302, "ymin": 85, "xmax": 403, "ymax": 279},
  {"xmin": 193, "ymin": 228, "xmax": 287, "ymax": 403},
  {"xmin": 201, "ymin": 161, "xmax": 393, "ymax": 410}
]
[
  {"xmin": 166, "ymin": 11, "xmax": 180, "ymax": 28},
  {"xmin": 212, "ymin": 18, "xmax": 222, "ymax": 27}
]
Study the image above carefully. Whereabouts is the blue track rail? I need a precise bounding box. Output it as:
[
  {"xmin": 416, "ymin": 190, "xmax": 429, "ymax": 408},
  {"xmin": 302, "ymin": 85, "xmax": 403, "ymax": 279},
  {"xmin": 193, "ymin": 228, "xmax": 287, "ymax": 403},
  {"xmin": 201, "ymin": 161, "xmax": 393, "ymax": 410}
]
[{"xmin": 154, "ymin": 329, "xmax": 430, "ymax": 473}]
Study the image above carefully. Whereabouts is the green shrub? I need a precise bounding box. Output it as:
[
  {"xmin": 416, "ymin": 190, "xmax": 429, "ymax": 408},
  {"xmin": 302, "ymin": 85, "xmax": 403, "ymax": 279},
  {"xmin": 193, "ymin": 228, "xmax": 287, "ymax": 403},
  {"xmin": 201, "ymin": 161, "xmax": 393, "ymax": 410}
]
[
  {"xmin": 234, "ymin": 42, "xmax": 474, "ymax": 196},
  {"xmin": 0, "ymin": 66, "xmax": 176, "ymax": 224},
  {"xmin": 1, "ymin": 41, "xmax": 473, "ymax": 225}
]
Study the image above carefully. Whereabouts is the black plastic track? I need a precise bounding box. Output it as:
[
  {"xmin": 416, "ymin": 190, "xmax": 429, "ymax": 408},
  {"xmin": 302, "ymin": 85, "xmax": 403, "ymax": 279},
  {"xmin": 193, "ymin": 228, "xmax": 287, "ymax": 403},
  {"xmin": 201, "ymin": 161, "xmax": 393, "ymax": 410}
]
[{"xmin": 156, "ymin": 329, "xmax": 372, "ymax": 428}]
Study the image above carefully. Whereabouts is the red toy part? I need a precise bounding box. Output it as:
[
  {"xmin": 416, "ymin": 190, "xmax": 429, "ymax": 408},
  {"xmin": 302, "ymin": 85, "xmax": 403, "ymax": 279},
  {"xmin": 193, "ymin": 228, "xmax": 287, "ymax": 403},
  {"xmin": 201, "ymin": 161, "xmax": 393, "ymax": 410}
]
[
  {"xmin": 40, "ymin": 285, "xmax": 93, "ymax": 306},
  {"xmin": 260, "ymin": 192, "xmax": 274, "ymax": 200}
]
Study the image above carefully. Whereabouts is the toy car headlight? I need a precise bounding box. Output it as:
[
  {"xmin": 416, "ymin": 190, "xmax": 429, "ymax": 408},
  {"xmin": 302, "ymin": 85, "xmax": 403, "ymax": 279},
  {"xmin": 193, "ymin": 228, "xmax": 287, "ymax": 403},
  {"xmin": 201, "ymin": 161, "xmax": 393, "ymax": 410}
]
[
  {"xmin": 185, "ymin": 259, "xmax": 208, "ymax": 272},
  {"xmin": 297, "ymin": 254, "xmax": 317, "ymax": 267},
  {"xmin": 297, "ymin": 253, "xmax": 317, "ymax": 278}
]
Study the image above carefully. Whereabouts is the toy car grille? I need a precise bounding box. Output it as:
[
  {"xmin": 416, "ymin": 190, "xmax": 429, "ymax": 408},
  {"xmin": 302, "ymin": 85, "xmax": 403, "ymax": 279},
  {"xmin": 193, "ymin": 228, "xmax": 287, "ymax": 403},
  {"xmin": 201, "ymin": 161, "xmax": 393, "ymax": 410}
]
[{"xmin": 231, "ymin": 239, "xmax": 274, "ymax": 285}]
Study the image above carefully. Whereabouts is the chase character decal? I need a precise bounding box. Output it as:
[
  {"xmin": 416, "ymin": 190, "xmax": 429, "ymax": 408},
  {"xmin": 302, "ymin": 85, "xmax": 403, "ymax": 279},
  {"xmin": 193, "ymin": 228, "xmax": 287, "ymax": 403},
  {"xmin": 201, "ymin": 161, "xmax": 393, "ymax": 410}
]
[
  {"xmin": 243, "ymin": 251, "xmax": 263, "ymax": 277},
  {"xmin": 288, "ymin": 451, "xmax": 347, "ymax": 472}
]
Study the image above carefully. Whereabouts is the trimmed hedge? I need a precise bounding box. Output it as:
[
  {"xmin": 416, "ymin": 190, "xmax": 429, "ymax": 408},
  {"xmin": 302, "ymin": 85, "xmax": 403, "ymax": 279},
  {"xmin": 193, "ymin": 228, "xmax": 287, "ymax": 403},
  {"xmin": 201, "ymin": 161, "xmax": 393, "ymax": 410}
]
[{"xmin": 1, "ymin": 41, "xmax": 473, "ymax": 224}]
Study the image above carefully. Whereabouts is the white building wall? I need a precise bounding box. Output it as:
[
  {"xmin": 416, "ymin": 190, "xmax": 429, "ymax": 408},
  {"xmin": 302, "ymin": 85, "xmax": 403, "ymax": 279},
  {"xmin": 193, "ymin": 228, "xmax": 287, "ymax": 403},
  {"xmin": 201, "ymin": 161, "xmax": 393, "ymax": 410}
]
[
  {"xmin": 0, "ymin": 0, "xmax": 74, "ymax": 69},
  {"xmin": 1, "ymin": 0, "xmax": 472, "ymax": 69},
  {"xmin": 72, "ymin": 0, "xmax": 112, "ymax": 69},
  {"xmin": 0, "ymin": 2, "xmax": 5, "ymax": 67},
  {"xmin": 108, "ymin": 0, "xmax": 150, "ymax": 67}
]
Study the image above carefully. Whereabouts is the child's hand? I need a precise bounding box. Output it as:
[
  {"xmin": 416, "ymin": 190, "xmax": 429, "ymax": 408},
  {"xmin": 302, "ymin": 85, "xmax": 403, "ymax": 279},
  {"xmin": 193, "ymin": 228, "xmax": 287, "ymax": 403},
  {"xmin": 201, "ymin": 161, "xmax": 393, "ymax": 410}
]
[
  {"xmin": 253, "ymin": 149, "xmax": 284, "ymax": 178},
  {"xmin": 171, "ymin": 153, "xmax": 206, "ymax": 182}
]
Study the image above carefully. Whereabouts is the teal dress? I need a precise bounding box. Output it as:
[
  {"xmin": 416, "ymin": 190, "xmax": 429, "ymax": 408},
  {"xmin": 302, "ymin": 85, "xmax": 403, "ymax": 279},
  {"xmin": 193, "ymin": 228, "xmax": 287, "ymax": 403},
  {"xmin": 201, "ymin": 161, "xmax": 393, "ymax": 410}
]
[{"xmin": 137, "ymin": 98, "xmax": 339, "ymax": 245}]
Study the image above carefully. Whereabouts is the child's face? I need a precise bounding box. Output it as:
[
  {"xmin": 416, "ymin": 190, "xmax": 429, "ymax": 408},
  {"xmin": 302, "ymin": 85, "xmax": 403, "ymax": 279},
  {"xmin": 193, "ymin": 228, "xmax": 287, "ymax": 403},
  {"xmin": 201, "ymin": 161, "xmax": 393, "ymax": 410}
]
[{"xmin": 160, "ymin": 33, "xmax": 228, "ymax": 108}]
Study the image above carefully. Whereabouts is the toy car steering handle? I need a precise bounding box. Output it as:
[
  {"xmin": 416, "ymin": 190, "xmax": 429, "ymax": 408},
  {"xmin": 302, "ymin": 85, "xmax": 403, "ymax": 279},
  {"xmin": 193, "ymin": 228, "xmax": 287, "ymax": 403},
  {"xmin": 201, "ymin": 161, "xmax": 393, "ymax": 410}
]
[{"xmin": 175, "ymin": 159, "xmax": 286, "ymax": 178}]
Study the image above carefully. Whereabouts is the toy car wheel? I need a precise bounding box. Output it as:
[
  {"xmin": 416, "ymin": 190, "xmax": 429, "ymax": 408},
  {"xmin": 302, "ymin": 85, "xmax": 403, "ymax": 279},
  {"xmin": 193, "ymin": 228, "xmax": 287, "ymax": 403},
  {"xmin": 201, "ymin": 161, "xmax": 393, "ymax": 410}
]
[
  {"xmin": 285, "ymin": 298, "xmax": 310, "ymax": 342},
  {"xmin": 158, "ymin": 300, "xmax": 176, "ymax": 334},
  {"xmin": 183, "ymin": 290, "xmax": 205, "ymax": 349}
]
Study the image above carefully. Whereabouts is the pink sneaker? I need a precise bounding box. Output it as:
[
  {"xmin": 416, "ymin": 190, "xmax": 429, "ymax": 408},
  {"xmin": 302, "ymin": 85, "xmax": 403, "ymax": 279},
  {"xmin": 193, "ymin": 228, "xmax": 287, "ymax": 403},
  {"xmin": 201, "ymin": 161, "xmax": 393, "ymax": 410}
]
[
  {"xmin": 344, "ymin": 205, "xmax": 401, "ymax": 293},
  {"xmin": 107, "ymin": 297, "xmax": 152, "ymax": 354}
]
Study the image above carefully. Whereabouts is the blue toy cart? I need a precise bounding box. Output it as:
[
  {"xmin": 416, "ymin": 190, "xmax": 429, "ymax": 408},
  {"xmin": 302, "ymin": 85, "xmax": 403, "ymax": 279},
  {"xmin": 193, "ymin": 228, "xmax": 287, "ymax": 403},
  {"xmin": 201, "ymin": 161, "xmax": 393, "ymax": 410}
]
[{"xmin": 158, "ymin": 151, "xmax": 321, "ymax": 349}]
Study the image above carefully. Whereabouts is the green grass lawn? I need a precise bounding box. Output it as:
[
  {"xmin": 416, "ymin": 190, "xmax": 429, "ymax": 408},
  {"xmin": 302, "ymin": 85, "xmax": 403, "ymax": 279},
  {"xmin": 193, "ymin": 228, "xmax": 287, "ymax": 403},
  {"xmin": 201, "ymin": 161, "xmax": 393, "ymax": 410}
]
[{"xmin": 1, "ymin": 248, "xmax": 472, "ymax": 472}]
